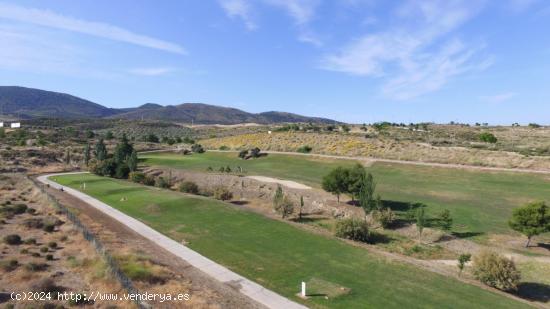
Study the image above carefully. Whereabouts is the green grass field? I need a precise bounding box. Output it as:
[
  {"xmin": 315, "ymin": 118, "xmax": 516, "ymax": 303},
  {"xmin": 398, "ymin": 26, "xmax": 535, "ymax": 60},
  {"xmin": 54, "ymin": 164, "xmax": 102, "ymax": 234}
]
[
  {"xmin": 141, "ymin": 151, "xmax": 550, "ymax": 237},
  {"xmin": 53, "ymin": 173, "xmax": 528, "ymax": 309}
]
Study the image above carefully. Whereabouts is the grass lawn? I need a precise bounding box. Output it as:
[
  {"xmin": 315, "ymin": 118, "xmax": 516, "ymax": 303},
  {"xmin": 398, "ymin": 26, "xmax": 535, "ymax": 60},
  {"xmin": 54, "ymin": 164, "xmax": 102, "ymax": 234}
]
[
  {"xmin": 53, "ymin": 173, "xmax": 529, "ymax": 309},
  {"xmin": 141, "ymin": 151, "xmax": 550, "ymax": 237}
]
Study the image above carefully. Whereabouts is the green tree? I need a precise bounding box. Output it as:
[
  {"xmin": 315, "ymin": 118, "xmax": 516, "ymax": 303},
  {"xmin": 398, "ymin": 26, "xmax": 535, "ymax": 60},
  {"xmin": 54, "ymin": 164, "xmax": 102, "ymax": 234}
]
[
  {"xmin": 238, "ymin": 149, "xmax": 248, "ymax": 159},
  {"xmin": 94, "ymin": 139, "xmax": 107, "ymax": 161},
  {"xmin": 457, "ymin": 253, "xmax": 471, "ymax": 277},
  {"xmin": 508, "ymin": 201, "xmax": 550, "ymax": 247},
  {"xmin": 85, "ymin": 130, "xmax": 95, "ymax": 139},
  {"xmin": 358, "ymin": 173, "xmax": 376, "ymax": 220},
  {"xmin": 113, "ymin": 134, "xmax": 134, "ymax": 164},
  {"xmin": 298, "ymin": 196, "xmax": 304, "ymax": 220},
  {"xmin": 273, "ymin": 185, "xmax": 284, "ymax": 210},
  {"xmin": 0, "ymin": 128, "xmax": 5, "ymax": 139},
  {"xmin": 322, "ymin": 167, "xmax": 349, "ymax": 203},
  {"xmin": 83, "ymin": 143, "xmax": 91, "ymax": 166},
  {"xmin": 439, "ymin": 209, "xmax": 453, "ymax": 231},
  {"xmin": 105, "ymin": 131, "xmax": 114, "ymax": 139},
  {"xmin": 276, "ymin": 196, "xmax": 294, "ymax": 219},
  {"xmin": 416, "ymin": 207, "xmax": 426, "ymax": 237},
  {"xmin": 65, "ymin": 148, "xmax": 71, "ymax": 165},
  {"xmin": 127, "ymin": 150, "xmax": 138, "ymax": 172},
  {"xmin": 347, "ymin": 164, "xmax": 366, "ymax": 201}
]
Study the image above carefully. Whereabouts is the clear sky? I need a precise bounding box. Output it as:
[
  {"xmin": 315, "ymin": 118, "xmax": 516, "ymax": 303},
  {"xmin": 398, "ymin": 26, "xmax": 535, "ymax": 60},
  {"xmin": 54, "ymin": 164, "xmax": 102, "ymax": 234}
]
[{"xmin": 0, "ymin": 0, "xmax": 549, "ymax": 124}]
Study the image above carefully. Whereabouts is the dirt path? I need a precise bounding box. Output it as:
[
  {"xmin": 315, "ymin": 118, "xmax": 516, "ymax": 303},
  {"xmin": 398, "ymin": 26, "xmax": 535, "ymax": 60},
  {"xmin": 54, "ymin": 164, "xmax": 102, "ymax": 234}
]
[{"xmin": 39, "ymin": 173, "xmax": 307, "ymax": 309}]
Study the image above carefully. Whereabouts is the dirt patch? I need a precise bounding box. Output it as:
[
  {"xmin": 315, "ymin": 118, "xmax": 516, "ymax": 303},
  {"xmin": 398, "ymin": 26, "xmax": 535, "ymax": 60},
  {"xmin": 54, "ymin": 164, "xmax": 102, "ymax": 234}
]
[{"xmin": 246, "ymin": 176, "xmax": 312, "ymax": 190}]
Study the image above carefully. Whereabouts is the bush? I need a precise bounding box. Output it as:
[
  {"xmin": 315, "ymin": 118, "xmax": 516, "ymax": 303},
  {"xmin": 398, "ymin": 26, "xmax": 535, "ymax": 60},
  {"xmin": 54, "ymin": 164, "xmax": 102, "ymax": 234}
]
[
  {"xmin": 143, "ymin": 175, "xmax": 156, "ymax": 186},
  {"xmin": 25, "ymin": 262, "xmax": 49, "ymax": 272},
  {"xmin": 479, "ymin": 132, "xmax": 497, "ymax": 143},
  {"xmin": 24, "ymin": 238, "xmax": 36, "ymax": 245},
  {"xmin": 48, "ymin": 241, "xmax": 57, "ymax": 249},
  {"xmin": 115, "ymin": 163, "xmax": 130, "ymax": 179},
  {"xmin": 26, "ymin": 207, "xmax": 36, "ymax": 214},
  {"xmin": 213, "ymin": 187, "xmax": 233, "ymax": 201},
  {"xmin": 472, "ymin": 251, "xmax": 521, "ymax": 291},
  {"xmin": 155, "ymin": 177, "xmax": 170, "ymax": 189},
  {"xmin": 296, "ymin": 145, "xmax": 312, "ymax": 153},
  {"xmin": 40, "ymin": 246, "xmax": 49, "ymax": 253},
  {"xmin": 334, "ymin": 218, "xmax": 370, "ymax": 242},
  {"xmin": 191, "ymin": 144, "xmax": 205, "ymax": 153},
  {"xmin": 374, "ymin": 208, "xmax": 395, "ymax": 228},
  {"xmin": 179, "ymin": 181, "xmax": 199, "ymax": 194},
  {"xmin": 0, "ymin": 259, "xmax": 18, "ymax": 272},
  {"xmin": 4, "ymin": 234, "xmax": 22, "ymax": 245},
  {"xmin": 129, "ymin": 171, "xmax": 146, "ymax": 183},
  {"xmin": 13, "ymin": 203, "xmax": 28, "ymax": 214},
  {"xmin": 46, "ymin": 254, "xmax": 54, "ymax": 261},
  {"xmin": 219, "ymin": 145, "xmax": 229, "ymax": 150},
  {"xmin": 43, "ymin": 223, "xmax": 55, "ymax": 232},
  {"xmin": 238, "ymin": 149, "xmax": 248, "ymax": 159}
]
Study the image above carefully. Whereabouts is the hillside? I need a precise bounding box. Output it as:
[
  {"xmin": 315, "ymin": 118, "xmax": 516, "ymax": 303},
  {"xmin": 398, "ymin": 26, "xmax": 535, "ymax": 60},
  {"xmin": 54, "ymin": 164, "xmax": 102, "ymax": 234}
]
[
  {"xmin": 0, "ymin": 86, "xmax": 118, "ymax": 119},
  {"xmin": 0, "ymin": 86, "xmax": 337, "ymax": 124},
  {"xmin": 112, "ymin": 103, "xmax": 337, "ymax": 124}
]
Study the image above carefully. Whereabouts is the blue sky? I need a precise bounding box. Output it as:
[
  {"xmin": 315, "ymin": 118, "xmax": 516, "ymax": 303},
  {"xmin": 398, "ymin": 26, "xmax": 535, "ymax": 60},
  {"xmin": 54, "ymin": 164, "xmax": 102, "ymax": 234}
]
[{"xmin": 0, "ymin": 0, "xmax": 549, "ymax": 124}]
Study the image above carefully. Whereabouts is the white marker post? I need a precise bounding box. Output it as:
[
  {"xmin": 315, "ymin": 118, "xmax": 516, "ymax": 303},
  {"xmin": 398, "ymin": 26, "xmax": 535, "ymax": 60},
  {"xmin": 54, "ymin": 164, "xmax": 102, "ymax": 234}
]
[{"xmin": 301, "ymin": 282, "xmax": 306, "ymax": 298}]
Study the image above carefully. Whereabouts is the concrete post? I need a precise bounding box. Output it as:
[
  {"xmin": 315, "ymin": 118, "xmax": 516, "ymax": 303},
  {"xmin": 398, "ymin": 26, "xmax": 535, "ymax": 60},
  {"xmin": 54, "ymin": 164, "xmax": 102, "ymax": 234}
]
[{"xmin": 301, "ymin": 282, "xmax": 306, "ymax": 297}]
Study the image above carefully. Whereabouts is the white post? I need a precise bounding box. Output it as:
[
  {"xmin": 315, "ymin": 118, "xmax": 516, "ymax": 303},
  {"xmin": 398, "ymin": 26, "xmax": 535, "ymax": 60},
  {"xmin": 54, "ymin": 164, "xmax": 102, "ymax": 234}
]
[{"xmin": 301, "ymin": 281, "xmax": 306, "ymax": 297}]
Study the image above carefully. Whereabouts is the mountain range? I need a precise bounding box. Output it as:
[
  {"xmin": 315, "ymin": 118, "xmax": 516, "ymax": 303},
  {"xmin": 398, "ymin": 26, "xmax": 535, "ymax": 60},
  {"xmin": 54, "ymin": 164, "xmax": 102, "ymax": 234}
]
[{"xmin": 0, "ymin": 86, "xmax": 337, "ymax": 124}]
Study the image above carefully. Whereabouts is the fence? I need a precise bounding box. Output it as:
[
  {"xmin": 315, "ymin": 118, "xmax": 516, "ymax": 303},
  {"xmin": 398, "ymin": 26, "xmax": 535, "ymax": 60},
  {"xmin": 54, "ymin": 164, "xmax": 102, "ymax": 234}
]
[{"xmin": 29, "ymin": 177, "xmax": 149, "ymax": 309}]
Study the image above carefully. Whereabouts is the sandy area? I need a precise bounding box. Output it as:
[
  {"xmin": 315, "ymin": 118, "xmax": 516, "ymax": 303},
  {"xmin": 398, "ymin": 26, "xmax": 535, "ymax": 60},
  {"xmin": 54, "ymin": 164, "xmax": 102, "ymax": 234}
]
[{"xmin": 246, "ymin": 176, "xmax": 312, "ymax": 190}]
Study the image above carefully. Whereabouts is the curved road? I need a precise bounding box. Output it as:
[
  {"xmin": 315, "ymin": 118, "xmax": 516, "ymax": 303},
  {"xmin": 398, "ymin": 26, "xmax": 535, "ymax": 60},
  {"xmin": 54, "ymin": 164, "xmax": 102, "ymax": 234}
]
[{"xmin": 38, "ymin": 173, "xmax": 308, "ymax": 309}]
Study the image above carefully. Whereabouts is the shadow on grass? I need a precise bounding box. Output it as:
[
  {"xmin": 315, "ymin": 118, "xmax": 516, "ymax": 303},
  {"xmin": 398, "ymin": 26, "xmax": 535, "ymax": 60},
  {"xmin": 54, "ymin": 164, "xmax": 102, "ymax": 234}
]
[
  {"xmin": 292, "ymin": 216, "xmax": 329, "ymax": 224},
  {"xmin": 537, "ymin": 242, "xmax": 550, "ymax": 251},
  {"xmin": 451, "ymin": 231, "xmax": 483, "ymax": 239},
  {"xmin": 104, "ymin": 187, "xmax": 148, "ymax": 196},
  {"xmin": 516, "ymin": 282, "xmax": 550, "ymax": 302},
  {"xmin": 230, "ymin": 201, "xmax": 249, "ymax": 206}
]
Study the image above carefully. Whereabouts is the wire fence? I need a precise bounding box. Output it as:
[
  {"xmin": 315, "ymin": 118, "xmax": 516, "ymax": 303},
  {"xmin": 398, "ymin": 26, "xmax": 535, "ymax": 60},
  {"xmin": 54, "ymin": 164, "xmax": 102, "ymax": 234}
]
[{"xmin": 29, "ymin": 177, "xmax": 149, "ymax": 309}]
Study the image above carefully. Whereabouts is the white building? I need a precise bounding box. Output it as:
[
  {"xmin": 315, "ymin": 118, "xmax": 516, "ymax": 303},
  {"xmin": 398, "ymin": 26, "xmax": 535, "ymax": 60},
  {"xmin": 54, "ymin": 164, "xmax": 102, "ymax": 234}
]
[
  {"xmin": 0, "ymin": 122, "xmax": 3, "ymax": 127},
  {"xmin": 10, "ymin": 122, "xmax": 21, "ymax": 128}
]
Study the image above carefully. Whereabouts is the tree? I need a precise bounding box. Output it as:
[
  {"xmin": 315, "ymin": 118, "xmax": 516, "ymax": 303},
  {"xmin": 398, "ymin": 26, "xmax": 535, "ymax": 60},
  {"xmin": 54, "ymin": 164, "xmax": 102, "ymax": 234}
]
[
  {"xmin": 65, "ymin": 148, "xmax": 71, "ymax": 165},
  {"xmin": 298, "ymin": 196, "xmax": 304, "ymax": 220},
  {"xmin": 508, "ymin": 201, "xmax": 550, "ymax": 247},
  {"xmin": 334, "ymin": 218, "xmax": 370, "ymax": 242},
  {"xmin": 322, "ymin": 167, "xmax": 349, "ymax": 203},
  {"xmin": 416, "ymin": 207, "xmax": 426, "ymax": 237},
  {"xmin": 145, "ymin": 133, "xmax": 159, "ymax": 143},
  {"xmin": 191, "ymin": 144, "xmax": 205, "ymax": 153},
  {"xmin": 114, "ymin": 134, "xmax": 134, "ymax": 164},
  {"xmin": 250, "ymin": 147, "xmax": 261, "ymax": 158},
  {"xmin": 358, "ymin": 173, "xmax": 376, "ymax": 220},
  {"xmin": 276, "ymin": 196, "xmax": 294, "ymax": 219},
  {"xmin": 273, "ymin": 185, "xmax": 284, "ymax": 210},
  {"xmin": 457, "ymin": 253, "xmax": 471, "ymax": 276},
  {"xmin": 347, "ymin": 164, "xmax": 366, "ymax": 201},
  {"xmin": 94, "ymin": 139, "xmax": 107, "ymax": 161},
  {"xmin": 472, "ymin": 251, "xmax": 521, "ymax": 291},
  {"xmin": 127, "ymin": 150, "xmax": 138, "ymax": 172},
  {"xmin": 105, "ymin": 131, "xmax": 114, "ymax": 139},
  {"xmin": 238, "ymin": 149, "xmax": 249, "ymax": 159},
  {"xmin": 85, "ymin": 130, "xmax": 95, "ymax": 139},
  {"xmin": 439, "ymin": 209, "xmax": 453, "ymax": 231},
  {"xmin": 83, "ymin": 143, "xmax": 91, "ymax": 166}
]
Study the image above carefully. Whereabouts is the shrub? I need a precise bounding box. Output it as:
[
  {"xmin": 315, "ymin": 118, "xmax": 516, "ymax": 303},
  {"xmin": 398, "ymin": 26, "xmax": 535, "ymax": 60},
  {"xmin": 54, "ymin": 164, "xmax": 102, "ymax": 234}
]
[
  {"xmin": 129, "ymin": 171, "xmax": 146, "ymax": 183},
  {"xmin": 206, "ymin": 166, "xmax": 213, "ymax": 172},
  {"xmin": 191, "ymin": 144, "xmax": 205, "ymax": 153},
  {"xmin": 472, "ymin": 251, "xmax": 520, "ymax": 291},
  {"xmin": 0, "ymin": 259, "xmax": 18, "ymax": 271},
  {"xmin": 219, "ymin": 145, "xmax": 229, "ymax": 150},
  {"xmin": 374, "ymin": 208, "xmax": 395, "ymax": 228},
  {"xmin": 143, "ymin": 175, "xmax": 156, "ymax": 186},
  {"xmin": 24, "ymin": 238, "xmax": 36, "ymax": 245},
  {"xmin": 40, "ymin": 246, "xmax": 49, "ymax": 253},
  {"xmin": 478, "ymin": 132, "xmax": 497, "ymax": 143},
  {"xmin": 25, "ymin": 262, "xmax": 49, "ymax": 272},
  {"xmin": 4, "ymin": 234, "xmax": 22, "ymax": 245},
  {"xmin": 115, "ymin": 163, "xmax": 130, "ymax": 179},
  {"xmin": 155, "ymin": 177, "xmax": 169, "ymax": 189},
  {"xmin": 20, "ymin": 248, "xmax": 29, "ymax": 254},
  {"xmin": 43, "ymin": 223, "xmax": 55, "ymax": 232},
  {"xmin": 46, "ymin": 254, "xmax": 54, "ymax": 261},
  {"xmin": 238, "ymin": 149, "xmax": 248, "ymax": 159},
  {"xmin": 24, "ymin": 218, "xmax": 44, "ymax": 229},
  {"xmin": 296, "ymin": 145, "xmax": 312, "ymax": 153},
  {"xmin": 250, "ymin": 147, "xmax": 261, "ymax": 158},
  {"xmin": 334, "ymin": 218, "xmax": 370, "ymax": 242},
  {"xmin": 48, "ymin": 241, "xmax": 58, "ymax": 249},
  {"xmin": 13, "ymin": 203, "xmax": 28, "ymax": 214},
  {"xmin": 213, "ymin": 187, "xmax": 233, "ymax": 201},
  {"xmin": 26, "ymin": 207, "xmax": 36, "ymax": 214},
  {"xmin": 179, "ymin": 181, "xmax": 199, "ymax": 194}
]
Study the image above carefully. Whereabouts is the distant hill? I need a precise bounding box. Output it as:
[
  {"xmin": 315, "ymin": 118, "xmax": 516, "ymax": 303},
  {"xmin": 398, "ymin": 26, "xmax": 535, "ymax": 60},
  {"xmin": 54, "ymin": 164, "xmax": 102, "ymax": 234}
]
[
  {"xmin": 0, "ymin": 86, "xmax": 119, "ymax": 119},
  {"xmin": 0, "ymin": 86, "xmax": 338, "ymax": 124}
]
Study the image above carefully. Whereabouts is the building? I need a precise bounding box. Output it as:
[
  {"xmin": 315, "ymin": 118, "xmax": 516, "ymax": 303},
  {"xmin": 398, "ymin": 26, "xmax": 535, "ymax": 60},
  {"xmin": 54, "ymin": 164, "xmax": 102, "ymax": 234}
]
[{"xmin": 10, "ymin": 122, "xmax": 21, "ymax": 128}]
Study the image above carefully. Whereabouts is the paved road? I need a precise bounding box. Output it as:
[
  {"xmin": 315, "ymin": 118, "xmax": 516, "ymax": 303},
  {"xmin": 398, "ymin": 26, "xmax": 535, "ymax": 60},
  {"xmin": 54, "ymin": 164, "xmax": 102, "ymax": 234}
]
[
  {"xmin": 142, "ymin": 148, "xmax": 550, "ymax": 175},
  {"xmin": 38, "ymin": 173, "xmax": 308, "ymax": 309}
]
